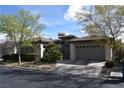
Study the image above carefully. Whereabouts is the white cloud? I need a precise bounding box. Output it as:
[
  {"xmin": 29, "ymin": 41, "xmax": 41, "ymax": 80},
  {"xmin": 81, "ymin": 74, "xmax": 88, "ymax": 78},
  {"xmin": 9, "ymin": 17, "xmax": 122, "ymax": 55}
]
[
  {"xmin": 41, "ymin": 17, "xmax": 66, "ymax": 27},
  {"xmin": 64, "ymin": 5, "xmax": 90, "ymax": 21},
  {"xmin": 42, "ymin": 20, "xmax": 64, "ymax": 27},
  {"xmin": 64, "ymin": 5, "xmax": 83, "ymax": 21},
  {"xmin": 65, "ymin": 32, "xmax": 71, "ymax": 35}
]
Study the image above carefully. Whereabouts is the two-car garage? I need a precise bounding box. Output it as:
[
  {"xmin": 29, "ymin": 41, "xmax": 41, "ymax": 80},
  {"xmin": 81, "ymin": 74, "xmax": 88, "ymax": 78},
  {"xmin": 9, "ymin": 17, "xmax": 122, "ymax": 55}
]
[
  {"xmin": 69, "ymin": 36, "xmax": 113, "ymax": 62},
  {"xmin": 70, "ymin": 37, "xmax": 112, "ymax": 62},
  {"xmin": 75, "ymin": 43, "xmax": 105, "ymax": 61}
]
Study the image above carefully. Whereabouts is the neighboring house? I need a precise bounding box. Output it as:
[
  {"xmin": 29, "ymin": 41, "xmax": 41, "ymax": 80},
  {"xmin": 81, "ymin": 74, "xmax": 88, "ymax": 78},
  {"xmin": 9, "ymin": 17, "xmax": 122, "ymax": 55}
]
[
  {"xmin": 0, "ymin": 34, "xmax": 112, "ymax": 61},
  {"xmin": 0, "ymin": 41, "xmax": 14, "ymax": 55},
  {"xmin": 0, "ymin": 37, "xmax": 52, "ymax": 59}
]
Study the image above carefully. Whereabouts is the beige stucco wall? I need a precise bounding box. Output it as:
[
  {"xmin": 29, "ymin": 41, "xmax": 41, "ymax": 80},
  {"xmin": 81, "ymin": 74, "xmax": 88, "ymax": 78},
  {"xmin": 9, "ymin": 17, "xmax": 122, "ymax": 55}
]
[
  {"xmin": 70, "ymin": 43, "xmax": 76, "ymax": 61},
  {"xmin": 0, "ymin": 49, "xmax": 1, "ymax": 58},
  {"xmin": 39, "ymin": 44, "xmax": 45, "ymax": 58},
  {"xmin": 35, "ymin": 43, "xmax": 45, "ymax": 61},
  {"xmin": 13, "ymin": 46, "xmax": 17, "ymax": 54},
  {"xmin": 105, "ymin": 45, "xmax": 112, "ymax": 61}
]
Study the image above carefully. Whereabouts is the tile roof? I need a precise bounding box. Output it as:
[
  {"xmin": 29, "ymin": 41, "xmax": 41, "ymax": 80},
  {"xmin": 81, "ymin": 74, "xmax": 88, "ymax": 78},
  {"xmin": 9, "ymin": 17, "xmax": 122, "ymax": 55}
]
[
  {"xmin": 35, "ymin": 37, "xmax": 53, "ymax": 43},
  {"xmin": 69, "ymin": 36, "xmax": 105, "ymax": 42},
  {"xmin": 58, "ymin": 35, "xmax": 77, "ymax": 39}
]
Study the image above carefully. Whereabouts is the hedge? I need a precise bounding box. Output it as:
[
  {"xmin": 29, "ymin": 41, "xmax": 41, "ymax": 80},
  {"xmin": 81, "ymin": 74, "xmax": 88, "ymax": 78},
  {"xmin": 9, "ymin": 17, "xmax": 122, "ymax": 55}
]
[{"xmin": 2, "ymin": 53, "xmax": 38, "ymax": 62}]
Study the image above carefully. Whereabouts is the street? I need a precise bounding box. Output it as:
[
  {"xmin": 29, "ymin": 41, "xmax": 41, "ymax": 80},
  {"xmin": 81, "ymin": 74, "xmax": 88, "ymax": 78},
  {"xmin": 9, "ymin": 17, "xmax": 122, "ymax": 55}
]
[{"xmin": 0, "ymin": 66, "xmax": 124, "ymax": 88}]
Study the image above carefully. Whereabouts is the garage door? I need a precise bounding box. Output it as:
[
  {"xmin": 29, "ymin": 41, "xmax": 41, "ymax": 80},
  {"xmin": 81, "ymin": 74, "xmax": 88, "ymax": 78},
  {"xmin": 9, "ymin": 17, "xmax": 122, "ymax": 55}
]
[{"xmin": 76, "ymin": 44, "xmax": 105, "ymax": 61}]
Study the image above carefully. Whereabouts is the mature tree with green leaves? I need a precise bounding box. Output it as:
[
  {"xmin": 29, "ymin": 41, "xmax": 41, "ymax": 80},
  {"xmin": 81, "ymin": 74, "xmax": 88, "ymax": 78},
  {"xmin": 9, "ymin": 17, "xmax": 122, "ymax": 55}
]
[
  {"xmin": 0, "ymin": 9, "xmax": 45, "ymax": 64},
  {"xmin": 75, "ymin": 5, "xmax": 124, "ymax": 60}
]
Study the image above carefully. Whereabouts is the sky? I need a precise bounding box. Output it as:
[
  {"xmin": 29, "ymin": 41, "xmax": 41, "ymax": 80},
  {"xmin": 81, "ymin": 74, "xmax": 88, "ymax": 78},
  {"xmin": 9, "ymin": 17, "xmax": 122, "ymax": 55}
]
[
  {"xmin": 0, "ymin": 5, "xmax": 84, "ymax": 39},
  {"xmin": 0, "ymin": 5, "xmax": 123, "ymax": 42}
]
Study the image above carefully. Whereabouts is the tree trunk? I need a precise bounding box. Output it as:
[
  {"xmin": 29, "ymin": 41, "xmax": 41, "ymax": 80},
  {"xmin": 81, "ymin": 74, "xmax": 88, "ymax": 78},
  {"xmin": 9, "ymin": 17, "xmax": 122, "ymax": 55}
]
[
  {"xmin": 18, "ymin": 45, "xmax": 22, "ymax": 65},
  {"xmin": 111, "ymin": 39, "xmax": 116, "ymax": 61}
]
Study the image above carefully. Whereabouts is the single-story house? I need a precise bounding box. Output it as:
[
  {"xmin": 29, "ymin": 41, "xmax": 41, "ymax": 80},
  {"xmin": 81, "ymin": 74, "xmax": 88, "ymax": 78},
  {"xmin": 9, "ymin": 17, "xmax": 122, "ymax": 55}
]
[
  {"xmin": 55, "ymin": 34, "xmax": 112, "ymax": 61},
  {"xmin": 0, "ymin": 34, "xmax": 113, "ymax": 61}
]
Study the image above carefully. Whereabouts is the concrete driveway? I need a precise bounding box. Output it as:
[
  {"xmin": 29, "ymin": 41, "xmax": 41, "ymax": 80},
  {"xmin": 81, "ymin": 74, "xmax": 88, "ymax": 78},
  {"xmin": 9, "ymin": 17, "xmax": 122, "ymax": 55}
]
[
  {"xmin": 0, "ymin": 62, "xmax": 124, "ymax": 88},
  {"xmin": 54, "ymin": 62, "xmax": 105, "ymax": 77}
]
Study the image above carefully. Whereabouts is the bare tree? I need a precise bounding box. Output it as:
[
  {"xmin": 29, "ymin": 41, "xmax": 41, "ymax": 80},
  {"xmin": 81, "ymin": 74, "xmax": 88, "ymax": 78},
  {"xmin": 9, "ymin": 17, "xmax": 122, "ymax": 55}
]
[{"xmin": 75, "ymin": 5, "xmax": 124, "ymax": 60}]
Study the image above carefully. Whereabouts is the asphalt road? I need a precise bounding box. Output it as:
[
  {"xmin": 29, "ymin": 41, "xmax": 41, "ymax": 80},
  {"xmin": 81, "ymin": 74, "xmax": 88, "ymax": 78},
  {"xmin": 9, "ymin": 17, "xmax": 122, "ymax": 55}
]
[{"xmin": 0, "ymin": 66, "xmax": 124, "ymax": 88}]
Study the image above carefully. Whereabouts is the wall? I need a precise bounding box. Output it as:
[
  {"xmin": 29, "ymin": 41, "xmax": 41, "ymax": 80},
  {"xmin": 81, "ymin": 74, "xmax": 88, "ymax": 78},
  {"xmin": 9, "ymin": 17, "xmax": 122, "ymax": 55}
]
[
  {"xmin": 61, "ymin": 42, "xmax": 70, "ymax": 59},
  {"xmin": 70, "ymin": 43, "xmax": 76, "ymax": 61},
  {"xmin": 70, "ymin": 41, "xmax": 107, "ymax": 61},
  {"xmin": 105, "ymin": 45, "xmax": 112, "ymax": 60}
]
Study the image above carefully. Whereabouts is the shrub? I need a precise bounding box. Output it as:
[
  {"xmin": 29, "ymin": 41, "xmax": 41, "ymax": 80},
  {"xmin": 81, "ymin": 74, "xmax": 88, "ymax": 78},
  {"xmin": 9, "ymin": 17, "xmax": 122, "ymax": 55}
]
[
  {"xmin": 2, "ymin": 54, "xmax": 11, "ymax": 61},
  {"xmin": 114, "ymin": 57, "xmax": 122, "ymax": 64},
  {"xmin": 2, "ymin": 53, "xmax": 37, "ymax": 62},
  {"xmin": 115, "ymin": 48, "xmax": 124, "ymax": 61},
  {"xmin": 43, "ymin": 43, "xmax": 63, "ymax": 63},
  {"xmin": 21, "ymin": 53, "xmax": 37, "ymax": 61},
  {"xmin": 105, "ymin": 60, "xmax": 115, "ymax": 68},
  {"xmin": 10, "ymin": 54, "xmax": 19, "ymax": 61},
  {"xmin": 40, "ymin": 58, "xmax": 45, "ymax": 62}
]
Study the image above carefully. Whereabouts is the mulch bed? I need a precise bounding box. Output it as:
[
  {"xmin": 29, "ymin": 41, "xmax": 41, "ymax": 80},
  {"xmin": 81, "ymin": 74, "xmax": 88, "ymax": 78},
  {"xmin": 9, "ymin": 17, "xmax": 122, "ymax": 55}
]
[{"xmin": 0, "ymin": 61, "xmax": 56, "ymax": 71}]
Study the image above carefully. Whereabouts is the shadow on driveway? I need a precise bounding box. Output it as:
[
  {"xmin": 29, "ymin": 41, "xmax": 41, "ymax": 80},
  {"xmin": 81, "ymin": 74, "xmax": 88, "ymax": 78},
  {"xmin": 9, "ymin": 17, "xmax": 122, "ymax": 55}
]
[
  {"xmin": 1, "ymin": 66, "xmax": 124, "ymax": 88},
  {"xmin": 102, "ymin": 76, "xmax": 124, "ymax": 84}
]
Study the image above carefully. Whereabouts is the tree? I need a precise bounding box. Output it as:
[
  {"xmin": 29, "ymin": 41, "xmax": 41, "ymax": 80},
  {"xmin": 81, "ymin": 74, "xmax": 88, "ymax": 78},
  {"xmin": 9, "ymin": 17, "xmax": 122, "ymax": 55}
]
[
  {"xmin": 43, "ymin": 43, "xmax": 63, "ymax": 63},
  {"xmin": 0, "ymin": 9, "xmax": 45, "ymax": 64},
  {"xmin": 75, "ymin": 5, "xmax": 124, "ymax": 60}
]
